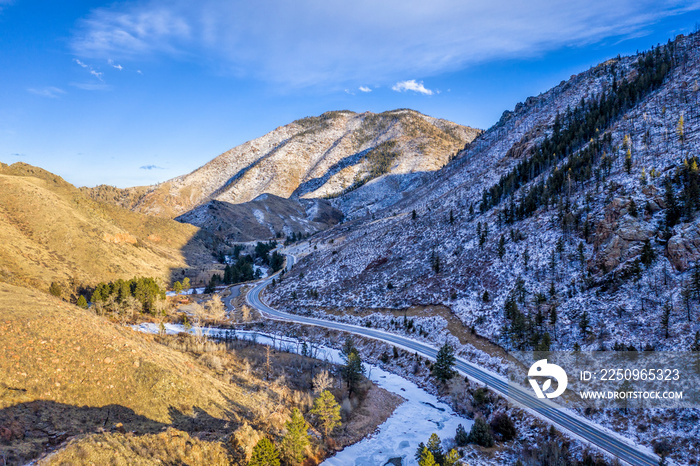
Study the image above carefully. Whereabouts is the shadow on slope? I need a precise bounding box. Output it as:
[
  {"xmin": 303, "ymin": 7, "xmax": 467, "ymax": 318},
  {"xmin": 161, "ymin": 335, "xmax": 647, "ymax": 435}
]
[
  {"xmin": 0, "ymin": 401, "xmax": 235, "ymax": 466},
  {"xmin": 175, "ymin": 193, "xmax": 343, "ymax": 244}
]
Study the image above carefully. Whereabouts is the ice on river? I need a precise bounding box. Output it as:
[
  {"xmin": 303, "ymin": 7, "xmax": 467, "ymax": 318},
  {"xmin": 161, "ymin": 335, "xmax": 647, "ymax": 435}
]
[{"xmin": 134, "ymin": 324, "xmax": 473, "ymax": 465}]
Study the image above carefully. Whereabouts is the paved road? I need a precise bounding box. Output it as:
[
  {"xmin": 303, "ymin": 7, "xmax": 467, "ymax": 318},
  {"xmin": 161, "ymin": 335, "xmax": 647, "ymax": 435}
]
[{"xmin": 244, "ymin": 254, "xmax": 658, "ymax": 466}]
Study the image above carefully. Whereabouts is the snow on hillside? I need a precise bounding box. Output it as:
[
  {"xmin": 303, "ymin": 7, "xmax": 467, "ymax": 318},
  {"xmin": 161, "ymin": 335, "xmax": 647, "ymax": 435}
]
[{"xmin": 268, "ymin": 32, "xmax": 700, "ymax": 464}]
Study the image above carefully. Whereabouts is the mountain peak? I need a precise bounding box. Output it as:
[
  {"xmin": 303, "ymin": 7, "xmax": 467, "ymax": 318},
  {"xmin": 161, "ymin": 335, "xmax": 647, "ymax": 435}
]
[{"xmin": 89, "ymin": 110, "xmax": 480, "ymax": 218}]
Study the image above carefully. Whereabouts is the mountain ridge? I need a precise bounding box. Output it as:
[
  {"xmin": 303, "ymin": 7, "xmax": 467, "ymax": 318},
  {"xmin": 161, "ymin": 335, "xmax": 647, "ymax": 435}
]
[{"xmin": 84, "ymin": 109, "xmax": 480, "ymax": 219}]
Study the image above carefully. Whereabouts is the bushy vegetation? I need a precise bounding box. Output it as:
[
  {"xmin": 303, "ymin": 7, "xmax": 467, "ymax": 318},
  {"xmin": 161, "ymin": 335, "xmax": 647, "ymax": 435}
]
[
  {"xmin": 414, "ymin": 433, "xmax": 460, "ymax": 466},
  {"xmin": 91, "ymin": 276, "xmax": 165, "ymax": 314},
  {"xmin": 224, "ymin": 256, "xmax": 255, "ymax": 285},
  {"xmin": 664, "ymin": 156, "xmax": 700, "ymax": 227}
]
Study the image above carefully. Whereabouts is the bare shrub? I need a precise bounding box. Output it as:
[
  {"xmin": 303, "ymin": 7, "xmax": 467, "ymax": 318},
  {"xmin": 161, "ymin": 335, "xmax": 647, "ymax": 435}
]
[{"xmin": 313, "ymin": 370, "xmax": 333, "ymax": 394}]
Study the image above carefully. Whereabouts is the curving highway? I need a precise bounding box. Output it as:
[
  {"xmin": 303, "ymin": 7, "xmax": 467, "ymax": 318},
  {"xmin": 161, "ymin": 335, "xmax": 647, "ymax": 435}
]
[{"xmin": 243, "ymin": 254, "xmax": 658, "ymax": 466}]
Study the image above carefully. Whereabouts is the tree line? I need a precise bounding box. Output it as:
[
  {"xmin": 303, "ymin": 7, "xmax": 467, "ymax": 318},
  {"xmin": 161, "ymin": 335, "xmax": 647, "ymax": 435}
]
[{"xmin": 480, "ymin": 42, "xmax": 675, "ymax": 222}]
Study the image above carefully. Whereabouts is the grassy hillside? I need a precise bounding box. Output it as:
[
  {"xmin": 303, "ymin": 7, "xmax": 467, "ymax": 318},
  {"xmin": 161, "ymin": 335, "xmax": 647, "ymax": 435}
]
[
  {"xmin": 0, "ymin": 162, "xmax": 212, "ymax": 294},
  {"xmin": 0, "ymin": 283, "xmax": 400, "ymax": 465},
  {"xmin": 0, "ymin": 283, "xmax": 240, "ymax": 464}
]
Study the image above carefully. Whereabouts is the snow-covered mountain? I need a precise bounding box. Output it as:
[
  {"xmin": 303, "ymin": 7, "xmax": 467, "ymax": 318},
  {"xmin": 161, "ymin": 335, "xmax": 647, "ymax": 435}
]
[
  {"xmin": 87, "ymin": 109, "xmax": 480, "ymax": 220},
  {"xmin": 270, "ymin": 32, "xmax": 700, "ymax": 355},
  {"xmin": 176, "ymin": 193, "xmax": 343, "ymax": 242}
]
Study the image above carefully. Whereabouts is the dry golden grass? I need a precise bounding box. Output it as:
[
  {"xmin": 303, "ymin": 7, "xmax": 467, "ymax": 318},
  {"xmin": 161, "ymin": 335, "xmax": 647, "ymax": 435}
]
[
  {"xmin": 0, "ymin": 162, "xmax": 211, "ymax": 293},
  {"xmin": 39, "ymin": 429, "xmax": 230, "ymax": 466},
  {"xmin": 0, "ymin": 284, "xmax": 401, "ymax": 465},
  {"xmin": 0, "ymin": 283, "xmax": 280, "ymax": 464}
]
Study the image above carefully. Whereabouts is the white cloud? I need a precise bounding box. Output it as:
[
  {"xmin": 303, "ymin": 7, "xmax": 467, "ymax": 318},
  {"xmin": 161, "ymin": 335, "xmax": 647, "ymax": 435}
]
[
  {"xmin": 70, "ymin": 82, "xmax": 112, "ymax": 91},
  {"xmin": 392, "ymin": 80, "xmax": 433, "ymax": 95},
  {"xmin": 108, "ymin": 58, "xmax": 124, "ymax": 70},
  {"xmin": 70, "ymin": 0, "xmax": 700, "ymax": 88},
  {"xmin": 359, "ymin": 86, "xmax": 372, "ymax": 93},
  {"xmin": 74, "ymin": 58, "xmax": 104, "ymax": 80},
  {"xmin": 27, "ymin": 87, "xmax": 66, "ymax": 98}
]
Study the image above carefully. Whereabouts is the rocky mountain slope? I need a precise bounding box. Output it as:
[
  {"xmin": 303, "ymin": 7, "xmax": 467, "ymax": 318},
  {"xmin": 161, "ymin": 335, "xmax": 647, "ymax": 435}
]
[
  {"xmin": 269, "ymin": 32, "xmax": 700, "ymax": 356},
  {"xmin": 266, "ymin": 34, "xmax": 700, "ymax": 462},
  {"xmin": 86, "ymin": 109, "xmax": 480, "ymax": 219},
  {"xmin": 176, "ymin": 194, "xmax": 343, "ymax": 242},
  {"xmin": 0, "ymin": 163, "xmax": 212, "ymax": 294}
]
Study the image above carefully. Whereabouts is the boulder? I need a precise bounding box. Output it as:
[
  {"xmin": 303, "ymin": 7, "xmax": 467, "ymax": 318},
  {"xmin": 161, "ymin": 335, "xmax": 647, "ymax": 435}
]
[
  {"xmin": 592, "ymin": 198, "xmax": 656, "ymax": 272},
  {"xmin": 667, "ymin": 220, "xmax": 700, "ymax": 271}
]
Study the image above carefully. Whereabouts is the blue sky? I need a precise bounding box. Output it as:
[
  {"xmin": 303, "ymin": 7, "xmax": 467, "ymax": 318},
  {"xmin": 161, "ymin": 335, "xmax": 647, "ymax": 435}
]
[{"xmin": 1, "ymin": 1, "xmax": 699, "ymax": 188}]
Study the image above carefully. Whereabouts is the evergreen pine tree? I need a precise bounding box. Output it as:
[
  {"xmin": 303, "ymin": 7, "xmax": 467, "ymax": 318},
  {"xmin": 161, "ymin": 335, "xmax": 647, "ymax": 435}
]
[
  {"xmin": 497, "ymin": 234, "xmax": 506, "ymax": 260},
  {"xmin": 49, "ymin": 282, "xmax": 62, "ymax": 298},
  {"xmin": 77, "ymin": 295, "xmax": 88, "ymax": 309},
  {"xmin": 523, "ymin": 246, "xmax": 530, "ymax": 270},
  {"xmin": 661, "ymin": 304, "xmax": 672, "ymax": 339},
  {"xmin": 579, "ymin": 311, "xmax": 591, "ymax": 339},
  {"xmin": 432, "ymin": 343, "xmax": 456, "ymax": 383},
  {"xmin": 425, "ymin": 433, "xmax": 444, "ymax": 464},
  {"xmin": 455, "ymin": 423, "xmax": 469, "ymax": 446},
  {"xmin": 664, "ymin": 179, "xmax": 681, "ymax": 227},
  {"xmin": 467, "ymin": 418, "xmax": 494, "ymax": 447},
  {"xmin": 341, "ymin": 349, "xmax": 365, "ymax": 395},
  {"xmin": 281, "ymin": 408, "xmax": 309, "ymax": 465},
  {"xmin": 418, "ymin": 448, "xmax": 437, "ymax": 466},
  {"xmin": 414, "ymin": 442, "xmax": 426, "ymax": 462},
  {"xmin": 443, "ymin": 449, "xmax": 461, "ymax": 466},
  {"xmin": 640, "ymin": 239, "xmax": 655, "ymax": 267},
  {"xmin": 173, "ymin": 281, "xmax": 183, "ymax": 294},
  {"xmin": 550, "ymin": 304, "xmax": 558, "ymax": 340},
  {"xmin": 310, "ymin": 390, "xmax": 341, "ymax": 437},
  {"xmin": 248, "ymin": 437, "xmax": 281, "ymax": 466}
]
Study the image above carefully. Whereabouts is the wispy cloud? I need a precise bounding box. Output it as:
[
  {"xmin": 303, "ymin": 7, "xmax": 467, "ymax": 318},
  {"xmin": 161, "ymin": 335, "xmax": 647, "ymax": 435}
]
[
  {"xmin": 74, "ymin": 58, "xmax": 104, "ymax": 81},
  {"xmin": 71, "ymin": 0, "xmax": 700, "ymax": 88},
  {"xmin": 27, "ymin": 86, "xmax": 66, "ymax": 98},
  {"xmin": 0, "ymin": 0, "xmax": 13, "ymax": 13},
  {"xmin": 11, "ymin": 153, "xmax": 25, "ymax": 158},
  {"xmin": 140, "ymin": 164, "xmax": 165, "ymax": 170},
  {"xmin": 108, "ymin": 58, "xmax": 124, "ymax": 70},
  {"xmin": 70, "ymin": 82, "xmax": 111, "ymax": 91},
  {"xmin": 359, "ymin": 86, "xmax": 372, "ymax": 93},
  {"xmin": 392, "ymin": 80, "xmax": 433, "ymax": 95}
]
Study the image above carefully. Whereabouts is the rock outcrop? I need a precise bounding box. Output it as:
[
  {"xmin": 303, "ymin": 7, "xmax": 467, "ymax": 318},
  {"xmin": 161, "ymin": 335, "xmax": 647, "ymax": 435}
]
[{"xmin": 667, "ymin": 220, "xmax": 700, "ymax": 271}]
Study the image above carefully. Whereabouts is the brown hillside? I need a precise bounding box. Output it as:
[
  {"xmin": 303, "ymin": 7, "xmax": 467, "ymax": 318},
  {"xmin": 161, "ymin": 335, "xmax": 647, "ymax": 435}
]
[
  {"xmin": 0, "ymin": 163, "xmax": 211, "ymax": 293},
  {"xmin": 0, "ymin": 283, "xmax": 401, "ymax": 465}
]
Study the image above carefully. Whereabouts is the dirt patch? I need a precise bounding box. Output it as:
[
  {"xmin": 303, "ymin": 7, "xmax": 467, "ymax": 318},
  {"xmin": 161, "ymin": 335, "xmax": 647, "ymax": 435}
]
[{"xmin": 334, "ymin": 383, "xmax": 403, "ymax": 449}]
